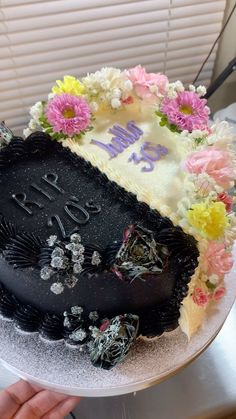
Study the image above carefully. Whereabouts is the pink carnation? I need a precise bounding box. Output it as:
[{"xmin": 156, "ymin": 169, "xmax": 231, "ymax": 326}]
[
  {"xmin": 212, "ymin": 286, "xmax": 226, "ymax": 301},
  {"xmin": 126, "ymin": 65, "xmax": 168, "ymax": 101},
  {"xmin": 160, "ymin": 91, "xmax": 209, "ymax": 132},
  {"xmin": 217, "ymin": 192, "xmax": 233, "ymax": 212},
  {"xmin": 46, "ymin": 93, "xmax": 91, "ymax": 137},
  {"xmin": 192, "ymin": 287, "xmax": 208, "ymax": 306},
  {"xmin": 204, "ymin": 242, "xmax": 233, "ymax": 276},
  {"xmin": 183, "ymin": 148, "xmax": 235, "ymax": 188}
]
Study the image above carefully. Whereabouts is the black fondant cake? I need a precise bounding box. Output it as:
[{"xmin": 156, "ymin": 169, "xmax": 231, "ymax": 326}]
[{"xmin": 0, "ymin": 132, "xmax": 198, "ymax": 368}]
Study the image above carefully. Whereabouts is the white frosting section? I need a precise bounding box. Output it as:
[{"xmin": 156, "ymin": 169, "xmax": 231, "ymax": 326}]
[{"xmin": 63, "ymin": 104, "xmax": 188, "ymax": 218}]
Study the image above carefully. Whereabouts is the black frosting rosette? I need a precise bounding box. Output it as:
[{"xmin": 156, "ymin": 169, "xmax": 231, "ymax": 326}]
[{"xmin": 112, "ymin": 224, "xmax": 169, "ymax": 282}]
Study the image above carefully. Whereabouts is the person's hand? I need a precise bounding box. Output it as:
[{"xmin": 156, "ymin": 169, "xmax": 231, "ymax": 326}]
[{"xmin": 0, "ymin": 379, "xmax": 80, "ymax": 419}]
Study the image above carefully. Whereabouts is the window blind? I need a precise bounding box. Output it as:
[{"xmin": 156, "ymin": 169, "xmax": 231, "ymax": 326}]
[{"xmin": 0, "ymin": 0, "xmax": 226, "ymax": 134}]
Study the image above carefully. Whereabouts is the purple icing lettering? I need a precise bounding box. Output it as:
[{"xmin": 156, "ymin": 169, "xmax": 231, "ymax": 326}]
[
  {"xmin": 128, "ymin": 152, "xmax": 154, "ymax": 172},
  {"xmin": 128, "ymin": 142, "xmax": 168, "ymax": 172},
  {"xmin": 158, "ymin": 145, "xmax": 169, "ymax": 155},
  {"xmin": 91, "ymin": 121, "xmax": 143, "ymax": 158},
  {"xmin": 141, "ymin": 160, "xmax": 154, "ymax": 172},
  {"xmin": 141, "ymin": 142, "xmax": 160, "ymax": 161},
  {"xmin": 128, "ymin": 152, "xmax": 143, "ymax": 165},
  {"xmin": 109, "ymin": 123, "xmax": 141, "ymax": 143},
  {"xmin": 90, "ymin": 139, "xmax": 122, "ymax": 158},
  {"xmin": 109, "ymin": 127, "xmax": 135, "ymax": 144},
  {"xmin": 127, "ymin": 121, "xmax": 143, "ymax": 137}
]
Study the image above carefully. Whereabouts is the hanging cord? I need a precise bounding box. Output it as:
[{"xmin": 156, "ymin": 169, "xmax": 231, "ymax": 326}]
[
  {"xmin": 70, "ymin": 411, "xmax": 77, "ymax": 419},
  {"xmin": 163, "ymin": 0, "xmax": 172, "ymax": 74},
  {"xmin": 193, "ymin": 1, "xmax": 236, "ymax": 84}
]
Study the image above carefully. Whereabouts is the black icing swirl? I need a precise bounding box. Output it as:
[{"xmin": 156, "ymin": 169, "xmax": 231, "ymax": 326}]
[
  {"xmin": 14, "ymin": 304, "xmax": 42, "ymax": 332},
  {"xmin": 40, "ymin": 313, "xmax": 64, "ymax": 341},
  {"xmin": 0, "ymin": 283, "xmax": 18, "ymax": 319}
]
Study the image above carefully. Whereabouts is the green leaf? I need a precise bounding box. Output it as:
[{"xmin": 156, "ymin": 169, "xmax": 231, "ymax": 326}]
[
  {"xmin": 170, "ymin": 124, "xmax": 177, "ymax": 132},
  {"xmin": 155, "ymin": 110, "xmax": 163, "ymax": 118},
  {"xmin": 159, "ymin": 120, "xmax": 166, "ymax": 127}
]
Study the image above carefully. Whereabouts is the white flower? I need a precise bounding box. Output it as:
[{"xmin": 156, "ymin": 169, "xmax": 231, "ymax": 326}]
[
  {"xmin": 189, "ymin": 129, "xmax": 208, "ymax": 140},
  {"xmin": 111, "ymin": 98, "xmax": 121, "ymax": 109},
  {"xmin": 48, "ymin": 92, "xmax": 55, "ymax": 100},
  {"xmin": 189, "ymin": 84, "xmax": 196, "ymax": 92},
  {"xmin": 29, "ymin": 101, "xmax": 43, "ymax": 122},
  {"xmin": 82, "ymin": 67, "xmax": 132, "ymax": 110},
  {"xmin": 29, "ymin": 119, "xmax": 38, "ymax": 130},
  {"xmin": 111, "ymin": 88, "xmax": 122, "ymax": 99},
  {"xmin": 208, "ymin": 120, "xmax": 235, "ymax": 148},
  {"xmin": 174, "ymin": 80, "xmax": 184, "ymax": 92},
  {"xmin": 123, "ymin": 79, "xmax": 133, "ymax": 91},
  {"xmin": 23, "ymin": 127, "xmax": 32, "ymax": 138},
  {"xmin": 50, "ymin": 282, "xmax": 64, "ymax": 294},
  {"xmin": 196, "ymin": 85, "xmax": 207, "ymax": 97},
  {"xmin": 90, "ymin": 101, "xmax": 99, "ymax": 112}
]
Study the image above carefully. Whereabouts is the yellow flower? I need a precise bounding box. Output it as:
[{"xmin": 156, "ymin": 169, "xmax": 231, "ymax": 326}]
[
  {"xmin": 52, "ymin": 75, "xmax": 85, "ymax": 96},
  {"xmin": 187, "ymin": 201, "xmax": 228, "ymax": 240}
]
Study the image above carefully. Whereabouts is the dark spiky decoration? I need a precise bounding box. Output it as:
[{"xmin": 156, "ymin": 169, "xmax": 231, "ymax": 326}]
[{"xmin": 4, "ymin": 233, "xmax": 43, "ymax": 268}]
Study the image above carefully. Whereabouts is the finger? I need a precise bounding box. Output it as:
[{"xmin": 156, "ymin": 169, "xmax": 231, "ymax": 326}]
[
  {"xmin": 0, "ymin": 380, "xmax": 42, "ymax": 419},
  {"xmin": 14, "ymin": 389, "xmax": 72, "ymax": 419},
  {"xmin": 42, "ymin": 396, "xmax": 81, "ymax": 419}
]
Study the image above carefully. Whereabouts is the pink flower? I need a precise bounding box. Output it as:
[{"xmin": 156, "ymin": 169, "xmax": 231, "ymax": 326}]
[
  {"xmin": 46, "ymin": 93, "xmax": 91, "ymax": 136},
  {"xmin": 183, "ymin": 148, "xmax": 235, "ymax": 188},
  {"xmin": 126, "ymin": 65, "xmax": 168, "ymax": 101},
  {"xmin": 217, "ymin": 192, "xmax": 233, "ymax": 212},
  {"xmin": 212, "ymin": 286, "xmax": 226, "ymax": 301},
  {"xmin": 192, "ymin": 287, "xmax": 208, "ymax": 306},
  {"xmin": 100, "ymin": 319, "xmax": 110, "ymax": 332},
  {"xmin": 204, "ymin": 242, "xmax": 233, "ymax": 276},
  {"xmin": 160, "ymin": 91, "xmax": 210, "ymax": 132},
  {"xmin": 121, "ymin": 96, "xmax": 134, "ymax": 105}
]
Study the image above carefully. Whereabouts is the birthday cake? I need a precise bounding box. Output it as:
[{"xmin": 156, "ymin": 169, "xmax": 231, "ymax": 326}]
[{"xmin": 0, "ymin": 66, "xmax": 235, "ymax": 370}]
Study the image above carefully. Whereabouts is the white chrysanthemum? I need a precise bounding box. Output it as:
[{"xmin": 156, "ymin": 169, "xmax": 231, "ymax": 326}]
[{"xmin": 82, "ymin": 67, "xmax": 133, "ymax": 110}]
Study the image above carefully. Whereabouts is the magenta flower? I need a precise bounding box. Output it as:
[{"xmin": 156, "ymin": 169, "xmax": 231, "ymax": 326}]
[
  {"xmin": 46, "ymin": 93, "xmax": 91, "ymax": 137},
  {"xmin": 160, "ymin": 91, "xmax": 210, "ymax": 132}
]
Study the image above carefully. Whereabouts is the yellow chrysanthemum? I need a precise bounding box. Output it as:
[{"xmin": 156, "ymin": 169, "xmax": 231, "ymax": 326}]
[
  {"xmin": 187, "ymin": 201, "xmax": 228, "ymax": 240},
  {"xmin": 52, "ymin": 75, "xmax": 85, "ymax": 96}
]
